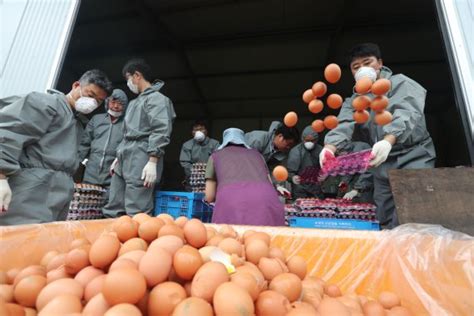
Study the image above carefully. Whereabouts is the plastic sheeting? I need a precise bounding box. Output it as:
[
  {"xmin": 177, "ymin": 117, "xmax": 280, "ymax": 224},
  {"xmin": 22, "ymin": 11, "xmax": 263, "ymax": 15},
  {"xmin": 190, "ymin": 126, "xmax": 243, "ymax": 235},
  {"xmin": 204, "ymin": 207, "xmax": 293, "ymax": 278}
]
[{"xmin": 0, "ymin": 220, "xmax": 472, "ymax": 315}]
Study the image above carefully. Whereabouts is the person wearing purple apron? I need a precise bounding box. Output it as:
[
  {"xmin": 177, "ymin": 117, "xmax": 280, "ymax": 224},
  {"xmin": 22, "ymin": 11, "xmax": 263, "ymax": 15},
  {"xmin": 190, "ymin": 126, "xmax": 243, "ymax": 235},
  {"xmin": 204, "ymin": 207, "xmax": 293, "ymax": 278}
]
[{"xmin": 205, "ymin": 128, "xmax": 285, "ymax": 226}]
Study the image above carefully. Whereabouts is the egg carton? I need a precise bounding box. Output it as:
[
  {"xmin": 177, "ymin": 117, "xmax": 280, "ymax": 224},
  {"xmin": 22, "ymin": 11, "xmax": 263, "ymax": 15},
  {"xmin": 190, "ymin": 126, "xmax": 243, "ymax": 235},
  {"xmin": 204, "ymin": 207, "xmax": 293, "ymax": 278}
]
[
  {"xmin": 74, "ymin": 183, "xmax": 107, "ymax": 194},
  {"xmin": 318, "ymin": 149, "xmax": 372, "ymax": 181},
  {"xmin": 299, "ymin": 166, "xmax": 322, "ymax": 184}
]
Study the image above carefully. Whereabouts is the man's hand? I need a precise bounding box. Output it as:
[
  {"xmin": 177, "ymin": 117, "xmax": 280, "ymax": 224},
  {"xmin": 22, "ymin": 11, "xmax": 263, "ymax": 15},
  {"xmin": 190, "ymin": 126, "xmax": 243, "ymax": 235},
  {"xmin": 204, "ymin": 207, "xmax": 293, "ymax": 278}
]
[
  {"xmin": 319, "ymin": 145, "xmax": 336, "ymax": 168},
  {"xmin": 0, "ymin": 179, "xmax": 12, "ymax": 212}
]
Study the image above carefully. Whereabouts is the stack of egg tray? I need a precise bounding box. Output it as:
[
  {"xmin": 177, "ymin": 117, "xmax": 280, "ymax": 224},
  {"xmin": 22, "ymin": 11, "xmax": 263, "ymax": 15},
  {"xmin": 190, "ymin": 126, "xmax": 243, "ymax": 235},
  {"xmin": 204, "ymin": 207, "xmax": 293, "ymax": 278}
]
[
  {"xmin": 289, "ymin": 198, "xmax": 377, "ymax": 221},
  {"xmin": 318, "ymin": 149, "xmax": 372, "ymax": 181},
  {"xmin": 189, "ymin": 162, "xmax": 207, "ymax": 193},
  {"xmin": 67, "ymin": 183, "xmax": 107, "ymax": 220}
]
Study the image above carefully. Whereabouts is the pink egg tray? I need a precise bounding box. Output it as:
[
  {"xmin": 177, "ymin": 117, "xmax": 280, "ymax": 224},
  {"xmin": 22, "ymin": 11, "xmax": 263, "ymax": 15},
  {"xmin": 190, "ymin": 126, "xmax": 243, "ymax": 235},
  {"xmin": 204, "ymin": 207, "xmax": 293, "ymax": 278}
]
[
  {"xmin": 299, "ymin": 166, "xmax": 321, "ymax": 184},
  {"xmin": 318, "ymin": 149, "xmax": 373, "ymax": 181}
]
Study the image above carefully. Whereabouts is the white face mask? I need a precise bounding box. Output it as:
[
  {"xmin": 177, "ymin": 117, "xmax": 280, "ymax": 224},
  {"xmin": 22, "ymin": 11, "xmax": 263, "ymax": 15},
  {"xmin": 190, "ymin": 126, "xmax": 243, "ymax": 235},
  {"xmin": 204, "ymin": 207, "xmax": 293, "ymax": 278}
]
[
  {"xmin": 127, "ymin": 78, "xmax": 139, "ymax": 94},
  {"xmin": 194, "ymin": 131, "xmax": 206, "ymax": 142},
  {"xmin": 73, "ymin": 88, "xmax": 99, "ymax": 114},
  {"xmin": 304, "ymin": 142, "xmax": 315, "ymax": 150},
  {"xmin": 354, "ymin": 66, "xmax": 377, "ymax": 82},
  {"xmin": 108, "ymin": 109, "xmax": 122, "ymax": 117}
]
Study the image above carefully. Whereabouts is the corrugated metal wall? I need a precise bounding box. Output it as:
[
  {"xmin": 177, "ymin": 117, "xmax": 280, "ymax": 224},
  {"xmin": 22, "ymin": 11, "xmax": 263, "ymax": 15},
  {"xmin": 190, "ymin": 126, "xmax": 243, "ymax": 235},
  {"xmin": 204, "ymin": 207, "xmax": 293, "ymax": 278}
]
[{"xmin": 0, "ymin": 0, "xmax": 79, "ymax": 98}]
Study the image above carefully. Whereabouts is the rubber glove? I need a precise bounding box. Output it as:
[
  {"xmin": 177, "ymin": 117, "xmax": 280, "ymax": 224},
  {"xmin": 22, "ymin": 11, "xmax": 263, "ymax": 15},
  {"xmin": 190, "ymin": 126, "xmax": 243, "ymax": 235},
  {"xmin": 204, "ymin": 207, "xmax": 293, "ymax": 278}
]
[
  {"xmin": 319, "ymin": 147, "xmax": 335, "ymax": 168},
  {"xmin": 370, "ymin": 140, "xmax": 392, "ymax": 167},
  {"xmin": 141, "ymin": 161, "xmax": 157, "ymax": 188},
  {"xmin": 276, "ymin": 185, "xmax": 292, "ymax": 199},
  {"xmin": 0, "ymin": 179, "xmax": 12, "ymax": 212},
  {"xmin": 109, "ymin": 158, "xmax": 118, "ymax": 176},
  {"xmin": 343, "ymin": 189, "xmax": 359, "ymax": 200},
  {"xmin": 81, "ymin": 158, "xmax": 88, "ymax": 166},
  {"xmin": 292, "ymin": 175, "xmax": 301, "ymax": 185}
]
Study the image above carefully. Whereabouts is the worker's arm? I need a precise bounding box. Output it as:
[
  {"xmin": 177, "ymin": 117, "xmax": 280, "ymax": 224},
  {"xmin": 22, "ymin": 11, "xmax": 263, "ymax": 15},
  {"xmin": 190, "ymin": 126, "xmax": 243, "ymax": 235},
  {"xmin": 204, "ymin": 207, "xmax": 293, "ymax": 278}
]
[
  {"xmin": 204, "ymin": 156, "xmax": 217, "ymax": 202},
  {"xmin": 145, "ymin": 94, "xmax": 175, "ymax": 161},
  {"xmin": 77, "ymin": 116, "xmax": 96, "ymax": 162},
  {"xmin": 179, "ymin": 141, "xmax": 193, "ymax": 178}
]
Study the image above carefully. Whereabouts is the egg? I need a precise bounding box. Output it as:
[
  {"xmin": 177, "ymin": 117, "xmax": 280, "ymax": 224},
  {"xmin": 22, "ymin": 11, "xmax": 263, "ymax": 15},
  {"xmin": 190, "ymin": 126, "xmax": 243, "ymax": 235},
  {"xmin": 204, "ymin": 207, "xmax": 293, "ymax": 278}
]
[
  {"xmin": 308, "ymin": 99, "xmax": 324, "ymax": 114},
  {"xmin": 327, "ymin": 94, "xmax": 343, "ymax": 109},
  {"xmin": 312, "ymin": 119, "xmax": 325, "ymax": 133},
  {"xmin": 174, "ymin": 216, "xmax": 188, "ymax": 228},
  {"xmin": 286, "ymin": 256, "xmax": 307, "ymax": 280},
  {"xmin": 38, "ymin": 294, "xmax": 82, "ymax": 315},
  {"xmin": 24, "ymin": 307, "xmax": 37, "ymax": 316},
  {"xmin": 206, "ymin": 234, "xmax": 225, "ymax": 247},
  {"xmin": 6, "ymin": 268, "xmax": 20, "ymax": 284},
  {"xmin": 89, "ymin": 234, "xmax": 121, "ymax": 269},
  {"xmin": 258, "ymin": 257, "xmax": 286, "ymax": 281},
  {"xmin": 158, "ymin": 224, "xmax": 185, "ymax": 240},
  {"xmin": 370, "ymin": 95, "xmax": 389, "ymax": 112},
  {"xmin": 362, "ymin": 300, "xmax": 386, "ymax": 316},
  {"xmin": 255, "ymin": 290, "xmax": 291, "ymax": 316},
  {"xmin": 46, "ymin": 266, "xmax": 72, "ymax": 283},
  {"xmin": 103, "ymin": 268, "xmax": 146, "ymax": 305},
  {"xmin": 355, "ymin": 77, "xmax": 373, "ymax": 94},
  {"xmin": 183, "ymin": 219, "xmax": 207, "ymax": 248},
  {"xmin": 198, "ymin": 246, "xmax": 218, "ymax": 262},
  {"xmin": 378, "ymin": 291, "xmax": 401, "ymax": 309},
  {"xmin": 312, "ymin": 81, "xmax": 327, "ymax": 98},
  {"xmin": 287, "ymin": 301, "xmax": 318, "ymax": 315},
  {"xmin": 172, "ymin": 297, "xmax": 213, "ymax": 316},
  {"xmin": 136, "ymin": 289, "xmax": 149, "ymax": 316},
  {"xmin": 0, "ymin": 284, "xmax": 13, "ymax": 302},
  {"xmin": 84, "ymin": 274, "xmax": 106, "ymax": 302},
  {"xmin": 371, "ymin": 78, "xmax": 391, "ymax": 96},
  {"xmin": 353, "ymin": 110, "xmax": 370, "ymax": 124},
  {"xmin": 109, "ymin": 258, "xmax": 138, "ymax": 271},
  {"xmin": 46, "ymin": 254, "xmax": 67, "ymax": 272},
  {"xmin": 104, "ymin": 303, "xmax": 142, "ymax": 316},
  {"xmin": 273, "ymin": 165, "xmax": 288, "ymax": 182},
  {"xmin": 119, "ymin": 250, "xmax": 146, "ymax": 265},
  {"xmin": 324, "ymin": 63, "xmax": 342, "ymax": 83},
  {"xmin": 374, "ymin": 110, "xmax": 393, "ymax": 126},
  {"xmin": 65, "ymin": 248, "xmax": 90, "ymax": 275},
  {"xmin": 269, "ymin": 273, "xmax": 302, "ymax": 302},
  {"xmin": 83, "ymin": 293, "xmax": 110, "ymax": 315},
  {"xmin": 387, "ymin": 306, "xmax": 413, "ymax": 316},
  {"xmin": 148, "ymin": 281, "xmax": 187, "ymax": 315},
  {"xmin": 74, "ymin": 266, "xmax": 104, "ymax": 287},
  {"xmin": 214, "ymin": 282, "xmax": 255, "ymax": 316},
  {"xmin": 0, "ymin": 270, "xmax": 7, "ymax": 284},
  {"xmin": 40, "ymin": 251, "xmax": 59, "ymax": 268},
  {"xmin": 138, "ymin": 217, "xmax": 165, "ymax": 242},
  {"xmin": 219, "ymin": 224, "xmax": 238, "ymax": 238},
  {"xmin": 191, "ymin": 261, "xmax": 229, "ymax": 303},
  {"xmin": 5, "ymin": 303, "xmax": 26, "ymax": 316},
  {"xmin": 14, "ymin": 275, "xmax": 47, "ymax": 307},
  {"xmin": 325, "ymin": 284, "xmax": 342, "ymax": 297},
  {"xmin": 323, "ymin": 115, "xmax": 339, "ymax": 130},
  {"xmin": 157, "ymin": 213, "xmax": 175, "ymax": 225},
  {"xmin": 318, "ymin": 297, "xmax": 351, "ymax": 316},
  {"xmin": 230, "ymin": 271, "xmax": 260, "ymax": 301},
  {"xmin": 236, "ymin": 263, "xmax": 267, "ymax": 292},
  {"xmin": 172, "ymin": 245, "xmax": 203, "ymax": 281},
  {"xmin": 36, "ymin": 278, "xmax": 83, "ymax": 311},
  {"xmin": 302, "ymin": 89, "xmax": 315, "ymax": 103},
  {"xmin": 118, "ymin": 237, "xmax": 148, "ymax": 256},
  {"xmin": 246, "ymin": 239, "xmax": 269, "ymax": 265},
  {"xmin": 352, "ymin": 95, "xmax": 371, "ymax": 111},
  {"xmin": 113, "ymin": 219, "xmax": 139, "ymax": 242},
  {"xmin": 268, "ymin": 247, "xmax": 286, "ymax": 262},
  {"xmin": 139, "ymin": 247, "xmax": 172, "ymax": 287},
  {"xmin": 70, "ymin": 238, "xmax": 90, "ymax": 250},
  {"xmin": 284, "ymin": 111, "xmax": 298, "ymax": 128},
  {"xmin": 218, "ymin": 238, "xmax": 243, "ymax": 256},
  {"xmin": 132, "ymin": 212, "xmax": 151, "ymax": 224}
]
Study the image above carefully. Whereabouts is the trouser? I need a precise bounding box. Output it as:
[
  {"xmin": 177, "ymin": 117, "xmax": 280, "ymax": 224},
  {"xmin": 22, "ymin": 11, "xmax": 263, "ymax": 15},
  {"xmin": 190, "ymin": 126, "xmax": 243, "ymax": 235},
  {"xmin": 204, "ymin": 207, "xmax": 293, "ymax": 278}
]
[
  {"xmin": 292, "ymin": 184, "xmax": 324, "ymax": 199},
  {"xmin": 0, "ymin": 168, "xmax": 74, "ymax": 225}
]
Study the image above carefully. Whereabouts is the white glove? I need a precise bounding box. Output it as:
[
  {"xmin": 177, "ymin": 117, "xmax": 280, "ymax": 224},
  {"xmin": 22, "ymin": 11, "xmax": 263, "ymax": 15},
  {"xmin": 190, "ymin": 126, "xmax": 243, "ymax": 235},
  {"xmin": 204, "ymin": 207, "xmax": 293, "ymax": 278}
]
[
  {"xmin": 109, "ymin": 158, "xmax": 119, "ymax": 176},
  {"xmin": 292, "ymin": 175, "xmax": 301, "ymax": 185},
  {"xmin": 141, "ymin": 161, "xmax": 157, "ymax": 188},
  {"xmin": 343, "ymin": 189, "xmax": 359, "ymax": 200},
  {"xmin": 81, "ymin": 158, "xmax": 88, "ymax": 166},
  {"xmin": 319, "ymin": 147, "xmax": 335, "ymax": 168},
  {"xmin": 0, "ymin": 179, "xmax": 12, "ymax": 212},
  {"xmin": 276, "ymin": 186, "xmax": 292, "ymax": 198},
  {"xmin": 370, "ymin": 140, "xmax": 392, "ymax": 167}
]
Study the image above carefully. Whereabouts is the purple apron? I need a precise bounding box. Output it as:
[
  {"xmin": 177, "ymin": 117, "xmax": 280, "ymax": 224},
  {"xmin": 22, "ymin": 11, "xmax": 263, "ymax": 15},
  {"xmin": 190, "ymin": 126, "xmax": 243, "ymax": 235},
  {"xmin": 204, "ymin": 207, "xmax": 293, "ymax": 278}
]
[{"xmin": 211, "ymin": 146, "xmax": 285, "ymax": 226}]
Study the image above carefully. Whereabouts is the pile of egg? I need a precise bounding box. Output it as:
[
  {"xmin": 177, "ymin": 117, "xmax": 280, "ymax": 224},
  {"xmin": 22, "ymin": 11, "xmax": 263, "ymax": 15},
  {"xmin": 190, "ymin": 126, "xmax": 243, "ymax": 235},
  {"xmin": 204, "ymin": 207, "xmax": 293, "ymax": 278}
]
[{"xmin": 0, "ymin": 214, "xmax": 413, "ymax": 315}]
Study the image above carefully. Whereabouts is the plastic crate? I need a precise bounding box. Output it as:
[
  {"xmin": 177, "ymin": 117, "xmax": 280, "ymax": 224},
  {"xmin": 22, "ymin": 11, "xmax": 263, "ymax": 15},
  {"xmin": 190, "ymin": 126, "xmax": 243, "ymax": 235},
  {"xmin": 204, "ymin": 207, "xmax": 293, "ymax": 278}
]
[
  {"xmin": 154, "ymin": 191, "xmax": 213, "ymax": 223},
  {"xmin": 288, "ymin": 217, "xmax": 380, "ymax": 231}
]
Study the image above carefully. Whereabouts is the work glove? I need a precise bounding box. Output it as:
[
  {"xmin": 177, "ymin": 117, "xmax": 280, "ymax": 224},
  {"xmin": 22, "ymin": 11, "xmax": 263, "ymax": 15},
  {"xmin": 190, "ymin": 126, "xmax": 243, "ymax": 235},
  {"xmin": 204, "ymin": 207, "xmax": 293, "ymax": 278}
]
[
  {"xmin": 370, "ymin": 140, "xmax": 392, "ymax": 167},
  {"xmin": 319, "ymin": 147, "xmax": 335, "ymax": 168},
  {"xmin": 109, "ymin": 158, "xmax": 119, "ymax": 176},
  {"xmin": 0, "ymin": 179, "xmax": 12, "ymax": 212},
  {"xmin": 141, "ymin": 161, "xmax": 157, "ymax": 188},
  {"xmin": 276, "ymin": 185, "xmax": 292, "ymax": 199},
  {"xmin": 81, "ymin": 158, "xmax": 88, "ymax": 166},
  {"xmin": 343, "ymin": 189, "xmax": 359, "ymax": 200},
  {"xmin": 292, "ymin": 175, "xmax": 301, "ymax": 185}
]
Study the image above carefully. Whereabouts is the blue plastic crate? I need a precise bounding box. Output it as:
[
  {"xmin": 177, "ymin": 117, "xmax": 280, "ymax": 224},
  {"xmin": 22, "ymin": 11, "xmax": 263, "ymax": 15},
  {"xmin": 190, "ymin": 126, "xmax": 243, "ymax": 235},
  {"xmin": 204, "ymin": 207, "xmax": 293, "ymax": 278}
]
[
  {"xmin": 288, "ymin": 217, "xmax": 380, "ymax": 231},
  {"xmin": 154, "ymin": 191, "xmax": 213, "ymax": 223}
]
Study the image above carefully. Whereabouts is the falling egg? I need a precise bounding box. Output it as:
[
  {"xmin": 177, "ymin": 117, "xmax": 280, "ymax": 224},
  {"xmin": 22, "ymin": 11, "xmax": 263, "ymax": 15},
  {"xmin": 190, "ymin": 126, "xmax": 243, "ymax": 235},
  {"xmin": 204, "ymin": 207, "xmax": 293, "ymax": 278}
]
[
  {"xmin": 284, "ymin": 111, "xmax": 298, "ymax": 127},
  {"xmin": 312, "ymin": 81, "xmax": 328, "ymax": 98},
  {"xmin": 323, "ymin": 115, "xmax": 339, "ymax": 129},
  {"xmin": 273, "ymin": 165, "xmax": 289, "ymax": 182},
  {"xmin": 355, "ymin": 77, "xmax": 373, "ymax": 94},
  {"xmin": 327, "ymin": 94, "xmax": 343, "ymax": 109},
  {"xmin": 352, "ymin": 95, "xmax": 371, "ymax": 111},
  {"xmin": 324, "ymin": 63, "xmax": 342, "ymax": 83},
  {"xmin": 308, "ymin": 99, "xmax": 324, "ymax": 114},
  {"xmin": 371, "ymin": 78, "xmax": 391, "ymax": 96},
  {"xmin": 302, "ymin": 89, "xmax": 315, "ymax": 103},
  {"xmin": 370, "ymin": 95, "xmax": 389, "ymax": 112},
  {"xmin": 312, "ymin": 119, "xmax": 325, "ymax": 133},
  {"xmin": 374, "ymin": 110, "xmax": 393, "ymax": 126},
  {"xmin": 353, "ymin": 110, "xmax": 370, "ymax": 124}
]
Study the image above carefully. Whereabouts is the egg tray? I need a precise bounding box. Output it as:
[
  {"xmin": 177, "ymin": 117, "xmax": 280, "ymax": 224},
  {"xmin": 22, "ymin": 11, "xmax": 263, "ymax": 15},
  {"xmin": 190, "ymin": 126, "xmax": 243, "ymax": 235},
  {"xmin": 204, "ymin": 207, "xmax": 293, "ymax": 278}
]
[
  {"xmin": 318, "ymin": 149, "xmax": 372, "ymax": 181},
  {"xmin": 299, "ymin": 166, "xmax": 322, "ymax": 184},
  {"xmin": 190, "ymin": 162, "xmax": 207, "ymax": 192},
  {"xmin": 74, "ymin": 183, "xmax": 107, "ymax": 194}
]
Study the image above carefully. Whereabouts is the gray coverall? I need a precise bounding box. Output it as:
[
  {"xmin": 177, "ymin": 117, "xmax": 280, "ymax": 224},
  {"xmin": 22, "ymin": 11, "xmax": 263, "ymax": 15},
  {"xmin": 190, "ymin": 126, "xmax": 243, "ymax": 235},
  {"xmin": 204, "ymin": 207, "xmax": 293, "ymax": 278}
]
[
  {"xmin": 325, "ymin": 66, "xmax": 436, "ymax": 228},
  {"xmin": 0, "ymin": 91, "xmax": 82, "ymax": 225},
  {"xmin": 103, "ymin": 83, "xmax": 176, "ymax": 217}
]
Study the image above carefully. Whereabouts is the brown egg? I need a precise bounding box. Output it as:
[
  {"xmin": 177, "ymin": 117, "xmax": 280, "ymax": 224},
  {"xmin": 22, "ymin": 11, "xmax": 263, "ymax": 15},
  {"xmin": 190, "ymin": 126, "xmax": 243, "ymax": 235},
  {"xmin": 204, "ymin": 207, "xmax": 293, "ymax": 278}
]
[
  {"xmin": 83, "ymin": 293, "xmax": 109, "ymax": 316},
  {"xmin": 38, "ymin": 294, "xmax": 82, "ymax": 315},
  {"xmin": 230, "ymin": 254, "xmax": 245, "ymax": 267},
  {"xmin": 236, "ymin": 263, "xmax": 267, "ymax": 292},
  {"xmin": 324, "ymin": 63, "xmax": 341, "ymax": 83},
  {"xmin": 148, "ymin": 235, "xmax": 184, "ymax": 257},
  {"xmin": 312, "ymin": 81, "xmax": 327, "ymax": 98},
  {"xmin": 158, "ymin": 224, "xmax": 185, "ymax": 240},
  {"xmin": 174, "ymin": 216, "xmax": 188, "ymax": 228},
  {"xmin": 355, "ymin": 77, "xmax": 373, "ymax": 94},
  {"xmin": 205, "ymin": 234, "xmax": 225, "ymax": 246},
  {"xmin": 40, "ymin": 251, "xmax": 59, "ymax": 268},
  {"xmin": 191, "ymin": 261, "xmax": 229, "ymax": 303},
  {"xmin": 46, "ymin": 254, "xmax": 66, "ymax": 272},
  {"xmin": 308, "ymin": 99, "xmax": 324, "ymax": 114},
  {"xmin": 230, "ymin": 271, "xmax": 260, "ymax": 301},
  {"xmin": 362, "ymin": 300, "xmax": 386, "ymax": 316},
  {"xmin": 371, "ymin": 78, "xmax": 391, "ymax": 96},
  {"xmin": 359, "ymin": 295, "xmax": 369, "ymax": 306},
  {"xmin": 119, "ymin": 250, "xmax": 146, "ymax": 265},
  {"xmin": 378, "ymin": 291, "xmax": 401, "ymax": 309},
  {"xmin": 198, "ymin": 246, "xmax": 218, "ymax": 262},
  {"xmin": 84, "ymin": 274, "xmax": 106, "ymax": 302},
  {"xmin": 219, "ymin": 224, "xmax": 237, "ymax": 238},
  {"xmin": 374, "ymin": 110, "xmax": 393, "ymax": 126},
  {"xmin": 114, "ymin": 219, "xmax": 139, "ymax": 242},
  {"xmin": 327, "ymin": 93, "xmax": 343, "ymax": 109},
  {"xmin": 268, "ymin": 247, "xmax": 286, "ymax": 262},
  {"xmin": 14, "ymin": 275, "xmax": 47, "ymax": 307},
  {"xmin": 214, "ymin": 282, "xmax": 254, "ymax": 316},
  {"xmin": 74, "ymin": 266, "xmax": 104, "ymax": 287},
  {"xmin": 139, "ymin": 247, "xmax": 172, "ymax": 287},
  {"xmin": 302, "ymin": 89, "xmax": 315, "ymax": 104},
  {"xmin": 258, "ymin": 257, "xmax": 286, "ymax": 281},
  {"xmin": 318, "ymin": 297, "xmax": 351, "ymax": 316},
  {"xmin": 6, "ymin": 268, "xmax": 20, "ymax": 284},
  {"xmin": 132, "ymin": 212, "xmax": 151, "ymax": 224},
  {"xmin": 5, "ymin": 303, "xmax": 26, "ymax": 316},
  {"xmin": 206, "ymin": 227, "xmax": 217, "ymax": 240},
  {"xmin": 323, "ymin": 115, "xmax": 339, "ymax": 130},
  {"xmin": 353, "ymin": 110, "xmax": 370, "ymax": 124},
  {"xmin": 89, "ymin": 234, "xmax": 121, "ymax": 269},
  {"xmin": 118, "ymin": 237, "xmax": 148, "ymax": 256},
  {"xmin": 24, "ymin": 307, "xmax": 37, "ymax": 316},
  {"xmin": 387, "ymin": 306, "xmax": 413, "ymax": 316},
  {"xmin": 138, "ymin": 217, "xmax": 165, "ymax": 243},
  {"xmin": 370, "ymin": 95, "xmax": 389, "ymax": 112},
  {"xmin": 109, "ymin": 258, "xmax": 138, "ymax": 271},
  {"xmin": 65, "ymin": 248, "xmax": 90, "ymax": 275},
  {"xmin": 0, "ymin": 284, "xmax": 13, "ymax": 302},
  {"xmin": 104, "ymin": 303, "xmax": 142, "ymax": 316},
  {"xmin": 157, "ymin": 213, "xmax": 175, "ymax": 225},
  {"xmin": 269, "ymin": 273, "xmax": 302, "ymax": 302},
  {"xmin": 284, "ymin": 112, "xmax": 298, "ymax": 128},
  {"xmin": 242, "ymin": 229, "xmax": 256, "ymax": 241},
  {"xmin": 352, "ymin": 95, "xmax": 371, "ymax": 111},
  {"xmin": 246, "ymin": 239, "xmax": 269, "ymax": 265},
  {"xmin": 36, "ymin": 278, "xmax": 83, "ymax": 311},
  {"xmin": 286, "ymin": 256, "xmax": 307, "ymax": 280},
  {"xmin": 312, "ymin": 119, "xmax": 325, "ymax": 133},
  {"xmin": 287, "ymin": 301, "xmax": 318, "ymax": 315},
  {"xmin": 46, "ymin": 266, "xmax": 72, "ymax": 283},
  {"xmin": 325, "ymin": 284, "xmax": 342, "ymax": 297},
  {"xmin": 70, "ymin": 238, "xmax": 90, "ymax": 250},
  {"xmin": 173, "ymin": 245, "xmax": 203, "ymax": 280},
  {"xmin": 14, "ymin": 265, "xmax": 46, "ymax": 286},
  {"xmin": 103, "ymin": 268, "xmax": 146, "ymax": 305},
  {"xmin": 148, "ymin": 281, "xmax": 187, "ymax": 315},
  {"xmin": 172, "ymin": 297, "xmax": 213, "ymax": 316},
  {"xmin": 255, "ymin": 290, "xmax": 291, "ymax": 316},
  {"xmin": 183, "ymin": 219, "xmax": 207, "ymax": 248},
  {"xmin": 218, "ymin": 238, "xmax": 243, "ymax": 256},
  {"xmin": 136, "ymin": 289, "xmax": 149, "ymax": 316}
]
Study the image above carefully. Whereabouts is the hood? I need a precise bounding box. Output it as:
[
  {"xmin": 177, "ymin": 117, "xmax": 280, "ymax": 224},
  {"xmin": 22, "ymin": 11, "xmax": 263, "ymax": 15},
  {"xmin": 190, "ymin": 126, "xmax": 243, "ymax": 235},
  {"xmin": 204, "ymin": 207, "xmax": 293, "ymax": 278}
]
[
  {"xmin": 104, "ymin": 89, "xmax": 129, "ymax": 111},
  {"xmin": 217, "ymin": 128, "xmax": 251, "ymax": 150},
  {"xmin": 301, "ymin": 125, "xmax": 318, "ymax": 142}
]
